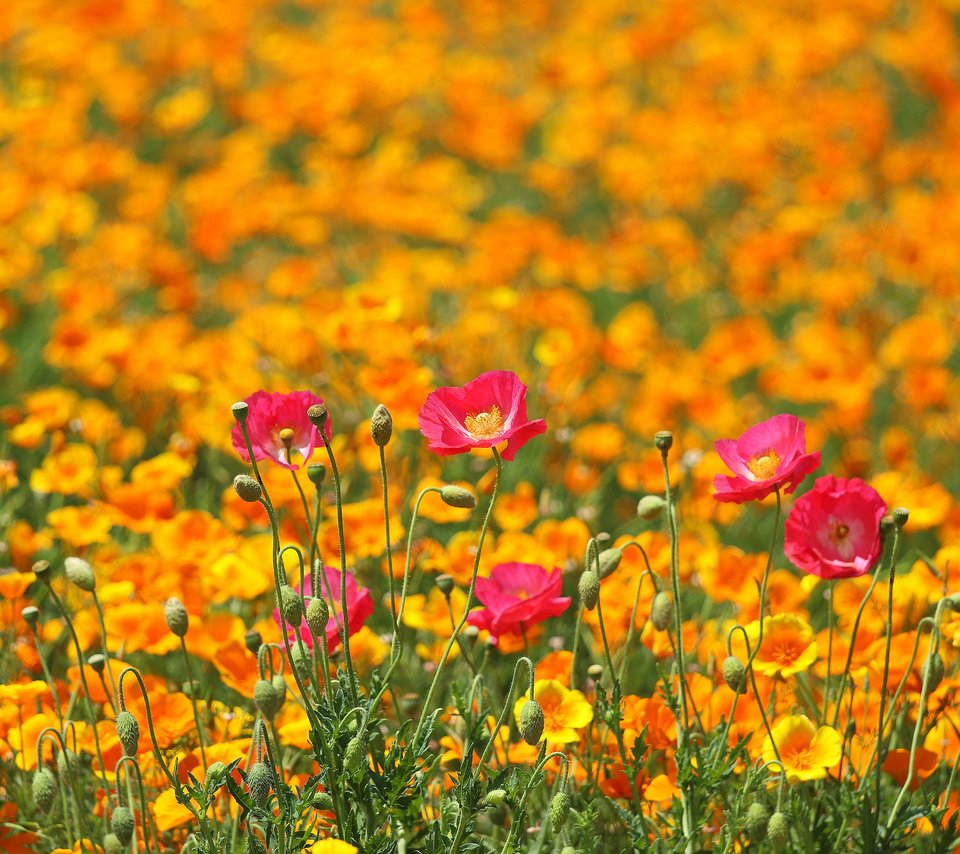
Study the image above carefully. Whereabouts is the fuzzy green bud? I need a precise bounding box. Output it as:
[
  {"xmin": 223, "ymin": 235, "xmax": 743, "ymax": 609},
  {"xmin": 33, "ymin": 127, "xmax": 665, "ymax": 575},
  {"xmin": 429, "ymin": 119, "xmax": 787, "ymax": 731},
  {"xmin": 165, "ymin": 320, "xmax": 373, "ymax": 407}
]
[
  {"xmin": 746, "ymin": 802, "xmax": 769, "ymax": 840},
  {"xmin": 87, "ymin": 653, "xmax": 106, "ymax": 674},
  {"xmin": 654, "ymin": 431, "xmax": 673, "ymax": 452},
  {"xmin": 344, "ymin": 735, "xmax": 365, "ymax": 773},
  {"xmin": 289, "ymin": 643, "xmax": 311, "ymax": 681},
  {"xmin": 313, "ymin": 792, "xmax": 335, "ymax": 811},
  {"xmin": 247, "ymin": 762, "xmax": 272, "ymax": 807},
  {"xmin": 32, "ymin": 767, "xmax": 56, "ymax": 812},
  {"xmin": 722, "ymin": 656, "xmax": 748, "ymax": 694},
  {"xmin": 116, "ymin": 710, "xmax": 140, "ymax": 756},
  {"xmin": 279, "ymin": 586, "xmax": 302, "ymax": 624},
  {"xmin": 111, "ymin": 806, "xmax": 135, "ymax": 845},
  {"xmin": 65, "ymin": 556, "xmax": 96, "ymax": 591},
  {"xmin": 307, "ymin": 463, "xmax": 326, "ymax": 486},
  {"xmin": 767, "ymin": 812, "xmax": 789, "ymax": 846},
  {"xmin": 245, "ymin": 831, "xmax": 267, "ymax": 854},
  {"xmin": 205, "ymin": 761, "xmax": 227, "ymax": 793},
  {"xmin": 164, "ymin": 597, "xmax": 189, "ymax": 638},
  {"xmin": 233, "ymin": 474, "xmax": 262, "ymax": 503},
  {"xmin": 483, "ymin": 789, "xmax": 507, "ymax": 808},
  {"xmin": 578, "ymin": 570, "xmax": 600, "ymax": 610},
  {"xmin": 370, "ymin": 404, "xmax": 393, "ymax": 447},
  {"xmin": 306, "ymin": 596, "xmax": 329, "ymax": 636},
  {"xmin": 519, "ymin": 699, "xmax": 545, "ymax": 745},
  {"xmin": 597, "ymin": 547, "xmax": 622, "ymax": 579},
  {"xmin": 924, "ymin": 652, "xmax": 945, "ymax": 691},
  {"xmin": 57, "ymin": 748, "xmax": 79, "ymax": 777},
  {"xmin": 103, "ymin": 833, "xmax": 123, "ymax": 854},
  {"xmin": 307, "ymin": 403, "xmax": 328, "ymax": 431},
  {"xmin": 549, "ymin": 791, "xmax": 571, "ymax": 833},
  {"xmin": 272, "ymin": 674, "xmax": 287, "ymax": 705},
  {"xmin": 636, "ymin": 494, "xmax": 667, "ymax": 521},
  {"xmin": 440, "ymin": 485, "xmax": 476, "ymax": 509},
  {"xmin": 21, "ymin": 605, "xmax": 40, "ymax": 627},
  {"xmin": 650, "ymin": 592, "xmax": 673, "ymax": 631},
  {"xmin": 254, "ymin": 679, "xmax": 281, "ymax": 718}
]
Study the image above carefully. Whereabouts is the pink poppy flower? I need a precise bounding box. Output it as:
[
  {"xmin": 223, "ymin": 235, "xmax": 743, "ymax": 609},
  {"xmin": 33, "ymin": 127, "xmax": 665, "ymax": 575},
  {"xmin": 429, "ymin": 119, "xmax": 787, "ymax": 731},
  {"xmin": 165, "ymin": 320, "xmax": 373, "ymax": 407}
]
[
  {"xmin": 467, "ymin": 562, "xmax": 570, "ymax": 645},
  {"xmin": 274, "ymin": 566, "xmax": 374, "ymax": 651},
  {"xmin": 418, "ymin": 370, "xmax": 546, "ymax": 461},
  {"xmin": 231, "ymin": 390, "xmax": 331, "ymax": 471},
  {"xmin": 713, "ymin": 414, "xmax": 821, "ymax": 504},
  {"xmin": 784, "ymin": 475, "xmax": 886, "ymax": 580}
]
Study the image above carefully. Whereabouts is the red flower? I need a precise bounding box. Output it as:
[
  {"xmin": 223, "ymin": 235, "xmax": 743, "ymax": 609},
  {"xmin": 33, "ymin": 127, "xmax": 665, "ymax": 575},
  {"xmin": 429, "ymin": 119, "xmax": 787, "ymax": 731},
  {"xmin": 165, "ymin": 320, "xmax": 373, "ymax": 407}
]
[
  {"xmin": 274, "ymin": 566, "xmax": 374, "ymax": 651},
  {"xmin": 417, "ymin": 370, "xmax": 546, "ymax": 460},
  {"xmin": 784, "ymin": 475, "xmax": 886, "ymax": 579},
  {"xmin": 713, "ymin": 414, "xmax": 820, "ymax": 503},
  {"xmin": 231, "ymin": 390, "xmax": 331, "ymax": 471},
  {"xmin": 467, "ymin": 562, "xmax": 570, "ymax": 645}
]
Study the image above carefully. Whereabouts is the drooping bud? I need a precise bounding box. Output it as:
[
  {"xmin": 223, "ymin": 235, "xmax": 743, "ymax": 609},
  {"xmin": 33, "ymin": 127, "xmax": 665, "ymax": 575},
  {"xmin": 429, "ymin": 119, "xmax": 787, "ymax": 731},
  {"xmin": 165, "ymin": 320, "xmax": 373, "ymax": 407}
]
[
  {"xmin": 344, "ymin": 735, "xmax": 365, "ymax": 773},
  {"xmin": 945, "ymin": 593, "xmax": 960, "ymax": 611},
  {"xmin": 32, "ymin": 560, "xmax": 52, "ymax": 582},
  {"xmin": 306, "ymin": 596, "xmax": 329, "ymax": 636},
  {"xmin": 597, "ymin": 548, "xmax": 622, "ymax": 579},
  {"xmin": 57, "ymin": 749, "xmax": 79, "ymax": 777},
  {"xmin": 924, "ymin": 652, "xmax": 945, "ymax": 691},
  {"xmin": 370, "ymin": 404, "xmax": 393, "ymax": 447},
  {"xmin": 654, "ymin": 431, "xmax": 673, "ymax": 452},
  {"xmin": 231, "ymin": 401, "xmax": 249, "ymax": 423},
  {"xmin": 279, "ymin": 586, "xmax": 302, "ymax": 624},
  {"xmin": 436, "ymin": 574, "xmax": 454, "ymax": 597},
  {"xmin": 246, "ymin": 762, "xmax": 272, "ymax": 807},
  {"xmin": 103, "ymin": 833, "xmax": 123, "ymax": 854},
  {"xmin": 254, "ymin": 679, "xmax": 281, "ymax": 719},
  {"xmin": 746, "ymin": 802, "xmax": 769, "ymax": 840},
  {"xmin": 636, "ymin": 495, "xmax": 667, "ymax": 521},
  {"xmin": 164, "ymin": 598, "xmax": 189, "ymax": 637},
  {"xmin": 519, "ymin": 699, "xmax": 545, "ymax": 745},
  {"xmin": 21, "ymin": 605, "xmax": 40, "ymax": 627},
  {"xmin": 722, "ymin": 656, "xmax": 748, "ymax": 694},
  {"xmin": 892, "ymin": 507, "xmax": 909, "ymax": 528},
  {"xmin": 233, "ymin": 474, "xmax": 262, "ymax": 503},
  {"xmin": 244, "ymin": 629, "xmax": 262, "ymax": 654},
  {"xmin": 549, "ymin": 791, "xmax": 571, "ymax": 833},
  {"xmin": 767, "ymin": 812, "xmax": 789, "ymax": 846},
  {"xmin": 245, "ymin": 830, "xmax": 267, "ymax": 854},
  {"xmin": 272, "ymin": 675, "xmax": 287, "ymax": 705},
  {"xmin": 578, "ymin": 571, "xmax": 600, "ymax": 610},
  {"xmin": 483, "ymin": 789, "xmax": 507, "ymax": 808},
  {"xmin": 289, "ymin": 643, "xmax": 311, "ymax": 681},
  {"xmin": 32, "ymin": 767, "xmax": 56, "ymax": 812},
  {"xmin": 307, "ymin": 404, "xmax": 328, "ymax": 431},
  {"xmin": 440, "ymin": 485, "xmax": 476, "ymax": 509},
  {"xmin": 65, "ymin": 556, "xmax": 96, "ymax": 592},
  {"xmin": 116, "ymin": 710, "xmax": 140, "ymax": 756},
  {"xmin": 307, "ymin": 463, "xmax": 326, "ymax": 486},
  {"xmin": 650, "ymin": 592, "xmax": 673, "ymax": 631},
  {"xmin": 111, "ymin": 806, "xmax": 135, "ymax": 845}
]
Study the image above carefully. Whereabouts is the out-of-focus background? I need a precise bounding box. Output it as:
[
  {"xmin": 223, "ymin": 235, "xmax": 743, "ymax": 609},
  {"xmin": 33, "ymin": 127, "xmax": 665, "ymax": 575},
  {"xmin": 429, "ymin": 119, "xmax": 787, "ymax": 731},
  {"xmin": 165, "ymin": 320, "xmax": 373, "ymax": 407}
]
[{"xmin": 1, "ymin": 0, "xmax": 958, "ymax": 531}]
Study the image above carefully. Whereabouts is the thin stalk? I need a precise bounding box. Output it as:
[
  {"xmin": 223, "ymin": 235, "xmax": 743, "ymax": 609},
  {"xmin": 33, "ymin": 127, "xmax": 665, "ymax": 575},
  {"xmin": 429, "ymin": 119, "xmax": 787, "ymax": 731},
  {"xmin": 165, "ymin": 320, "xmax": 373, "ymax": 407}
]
[{"xmin": 179, "ymin": 637, "xmax": 208, "ymax": 770}]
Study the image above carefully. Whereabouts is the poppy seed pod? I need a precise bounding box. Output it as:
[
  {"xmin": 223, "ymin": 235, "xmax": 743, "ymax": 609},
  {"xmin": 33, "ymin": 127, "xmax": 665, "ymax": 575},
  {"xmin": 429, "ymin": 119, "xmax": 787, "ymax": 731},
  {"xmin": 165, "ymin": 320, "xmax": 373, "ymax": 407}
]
[
  {"xmin": 231, "ymin": 401, "xmax": 249, "ymax": 423},
  {"xmin": 116, "ymin": 710, "xmax": 140, "ymax": 756},
  {"xmin": 279, "ymin": 586, "xmax": 302, "ymax": 624},
  {"xmin": 519, "ymin": 699, "xmax": 545, "ymax": 745},
  {"xmin": 65, "ymin": 556, "xmax": 96, "ymax": 591},
  {"xmin": 111, "ymin": 806, "xmax": 135, "ymax": 845},
  {"xmin": 637, "ymin": 495, "xmax": 666, "ymax": 521},
  {"xmin": 164, "ymin": 598, "xmax": 189, "ymax": 637},
  {"xmin": 722, "ymin": 656, "xmax": 748, "ymax": 694},
  {"xmin": 654, "ymin": 431, "xmax": 673, "ymax": 452},
  {"xmin": 272, "ymin": 674, "xmax": 287, "ymax": 704},
  {"xmin": 578, "ymin": 570, "xmax": 600, "ymax": 610},
  {"xmin": 103, "ymin": 833, "xmax": 123, "ymax": 854},
  {"xmin": 746, "ymin": 802, "xmax": 769, "ymax": 840},
  {"xmin": 313, "ymin": 792, "xmax": 335, "ymax": 811},
  {"xmin": 440, "ymin": 485, "xmax": 476, "ymax": 509},
  {"xmin": 233, "ymin": 474, "xmax": 262, "ymax": 503},
  {"xmin": 650, "ymin": 592, "xmax": 673, "ymax": 631},
  {"xmin": 483, "ymin": 789, "xmax": 507, "ymax": 808},
  {"xmin": 892, "ymin": 506, "xmax": 909, "ymax": 527},
  {"xmin": 32, "ymin": 559, "xmax": 52, "ymax": 582},
  {"xmin": 307, "ymin": 403, "xmax": 328, "ymax": 431},
  {"xmin": 370, "ymin": 404, "xmax": 393, "ymax": 447},
  {"xmin": 549, "ymin": 791, "xmax": 571, "ymax": 833},
  {"xmin": 767, "ymin": 812, "xmax": 789, "ymax": 846},
  {"xmin": 205, "ymin": 761, "xmax": 227, "ymax": 793},
  {"xmin": 306, "ymin": 596, "xmax": 329, "ymax": 636},
  {"xmin": 435, "ymin": 574, "xmax": 454, "ymax": 597},
  {"xmin": 289, "ymin": 643, "xmax": 311, "ymax": 680},
  {"xmin": 254, "ymin": 679, "xmax": 281, "ymax": 719},
  {"xmin": 57, "ymin": 749, "xmax": 79, "ymax": 777},
  {"xmin": 21, "ymin": 605, "xmax": 40, "ymax": 627},
  {"xmin": 32, "ymin": 767, "xmax": 56, "ymax": 812},
  {"xmin": 307, "ymin": 463, "xmax": 326, "ymax": 486},
  {"xmin": 247, "ymin": 762, "xmax": 272, "ymax": 807}
]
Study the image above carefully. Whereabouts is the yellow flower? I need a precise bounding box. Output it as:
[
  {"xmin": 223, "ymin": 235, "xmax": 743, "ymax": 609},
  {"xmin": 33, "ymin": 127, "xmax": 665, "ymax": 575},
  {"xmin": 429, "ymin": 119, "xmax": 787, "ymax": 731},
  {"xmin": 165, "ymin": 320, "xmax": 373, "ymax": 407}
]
[
  {"xmin": 744, "ymin": 613, "xmax": 817, "ymax": 678},
  {"xmin": 513, "ymin": 679, "xmax": 593, "ymax": 744},
  {"xmin": 309, "ymin": 840, "xmax": 359, "ymax": 854},
  {"xmin": 763, "ymin": 715, "xmax": 842, "ymax": 782}
]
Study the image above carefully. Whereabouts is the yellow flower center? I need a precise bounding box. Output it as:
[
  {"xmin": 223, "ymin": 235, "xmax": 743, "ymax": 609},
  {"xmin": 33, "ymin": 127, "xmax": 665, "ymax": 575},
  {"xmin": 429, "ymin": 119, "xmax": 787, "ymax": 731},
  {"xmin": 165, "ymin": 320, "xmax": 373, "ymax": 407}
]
[
  {"xmin": 784, "ymin": 744, "xmax": 816, "ymax": 771},
  {"xmin": 746, "ymin": 449, "xmax": 780, "ymax": 480},
  {"xmin": 464, "ymin": 405, "xmax": 504, "ymax": 439}
]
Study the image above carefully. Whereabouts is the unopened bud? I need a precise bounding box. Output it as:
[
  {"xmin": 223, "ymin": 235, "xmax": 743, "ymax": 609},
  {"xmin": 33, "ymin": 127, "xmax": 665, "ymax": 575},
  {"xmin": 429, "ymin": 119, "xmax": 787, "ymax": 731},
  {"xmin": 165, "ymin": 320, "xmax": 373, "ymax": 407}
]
[
  {"xmin": 57, "ymin": 749, "xmax": 79, "ymax": 777},
  {"xmin": 370, "ymin": 404, "xmax": 393, "ymax": 447},
  {"xmin": 272, "ymin": 675, "xmax": 287, "ymax": 705},
  {"xmin": 289, "ymin": 644, "xmax": 311, "ymax": 680},
  {"xmin": 880, "ymin": 515, "xmax": 895, "ymax": 535},
  {"xmin": 892, "ymin": 507, "xmax": 909, "ymax": 528},
  {"xmin": 597, "ymin": 548, "xmax": 622, "ymax": 579},
  {"xmin": 254, "ymin": 679, "xmax": 281, "ymax": 719},
  {"xmin": 279, "ymin": 586, "xmax": 302, "ymax": 624},
  {"xmin": 436, "ymin": 574, "xmax": 454, "ymax": 596},
  {"xmin": 307, "ymin": 404, "xmax": 328, "ymax": 431},
  {"xmin": 746, "ymin": 802, "xmax": 769, "ymax": 840},
  {"xmin": 519, "ymin": 699, "xmax": 545, "ymax": 745},
  {"xmin": 111, "ymin": 806, "xmax": 135, "ymax": 845},
  {"xmin": 924, "ymin": 652, "xmax": 945, "ymax": 691},
  {"xmin": 103, "ymin": 833, "xmax": 123, "ymax": 854},
  {"xmin": 440, "ymin": 485, "xmax": 476, "ymax": 509},
  {"xmin": 32, "ymin": 560, "xmax": 52, "ymax": 582},
  {"xmin": 651, "ymin": 592, "xmax": 673, "ymax": 631},
  {"xmin": 306, "ymin": 596, "xmax": 329, "ymax": 636},
  {"xmin": 307, "ymin": 463, "xmax": 326, "ymax": 486},
  {"xmin": 21, "ymin": 605, "xmax": 40, "ymax": 627},
  {"xmin": 32, "ymin": 767, "xmax": 56, "ymax": 812},
  {"xmin": 244, "ymin": 629, "xmax": 262, "ymax": 654},
  {"xmin": 344, "ymin": 735, "xmax": 365, "ymax": 773},
  {"xmin": 549, "ymin": 791, "xmax": 571, "ymax": 833},
  {"xmin": 722, "ymin": 656, "xmax": 748, "ymax": 694},
  {"xmin": 87, "ymin": 653, "xmax": 105, "ymax": 674},
  {"xmin": 483, "ymin": 789, "xmax": 507, "ymax": 808},
  {"xmin": 247, "ymin": 762, "xmax": 272, "ymax": 807},
  {"xmin": 233, "ymin": 474, "xmax": 262, "ymax": 503},
  {"xmin": 587, "ymin": 663, "xmax": 604, "ymax": 681},
  {"xmin": 164, "ymin": 598, "xmax": 189, "ymax": 638},
  {"xmin": 65, "ymin": 556, "xmax": 96, "ymax": 592},
  {"xmin": 578, "ymin": 571, "xmax": 600, "ymax": 610},
  {"xmin": 205, "ymin": 761, "xmax": 227, "ymax": 793},
  {"xmin": 654, "ymin": 431, "xmax": 673, "ymax": 452},
  {"xmin": 637, "ymin": 495, "xmax": 667, "ymax": 521},
  {"xmin": 231, "ymin": 401, "xmax": 249, "ymax": 423},
  {"xmin": 116, "ymin": 710, "xmax": 140, "ymax": 756},
  {"xmin": 313, "ymin": 792, "xmax": 335, "ymax": 810},
  {"xmin": 767, "ymin": 812, "xmax": 789, "ymax": 846}
]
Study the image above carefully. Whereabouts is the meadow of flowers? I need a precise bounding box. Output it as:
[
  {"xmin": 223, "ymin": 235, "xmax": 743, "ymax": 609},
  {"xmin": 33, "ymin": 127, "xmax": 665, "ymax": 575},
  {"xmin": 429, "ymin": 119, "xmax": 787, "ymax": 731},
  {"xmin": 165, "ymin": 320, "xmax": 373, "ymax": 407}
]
[{"xmin": 2, "ymin": 0, "xmax": 960, "ymax": 851}]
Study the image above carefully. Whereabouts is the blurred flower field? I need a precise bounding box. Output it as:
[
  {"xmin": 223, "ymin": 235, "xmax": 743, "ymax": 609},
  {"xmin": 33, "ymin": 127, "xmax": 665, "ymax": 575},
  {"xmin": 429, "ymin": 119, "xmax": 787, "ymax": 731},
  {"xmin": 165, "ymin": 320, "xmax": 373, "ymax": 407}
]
[{"xmin": 2, "ymin": 0, "xmax": 960, "ymax": 851}]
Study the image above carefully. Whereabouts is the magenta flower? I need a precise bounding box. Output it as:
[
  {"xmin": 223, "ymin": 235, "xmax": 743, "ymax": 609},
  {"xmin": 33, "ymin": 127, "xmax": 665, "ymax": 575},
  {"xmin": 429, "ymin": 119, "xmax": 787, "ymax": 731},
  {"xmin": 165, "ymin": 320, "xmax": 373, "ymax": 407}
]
[
  {"xmin": 418, "ymin": 370, "xmax": 546, "ymax": 461},
  {"xmin": 713, "ymin": 414, "xmax": 821, "ymax": 504},
  {"xmin": 467, "ymin": 562, "xmax": 570, "ymax": 645},
  {"xmin": 231, "ymin": 390, "xmax": 331, "ymax": 471},
  {"xmin": 784, "ymin": 475, "xmax": 886, "ymax": 580},
  {"xmin": 274, "ymin": 566, "xmax": 374, "ymax": 651}
]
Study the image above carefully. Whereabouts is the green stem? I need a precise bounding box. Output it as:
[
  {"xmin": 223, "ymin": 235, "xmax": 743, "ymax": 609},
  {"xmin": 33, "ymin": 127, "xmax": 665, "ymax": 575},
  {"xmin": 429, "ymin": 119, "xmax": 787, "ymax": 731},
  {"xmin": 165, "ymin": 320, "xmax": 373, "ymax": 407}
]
[{"xmin": 179, "ymin": 637, "xmax": 208, "ymax": 770}]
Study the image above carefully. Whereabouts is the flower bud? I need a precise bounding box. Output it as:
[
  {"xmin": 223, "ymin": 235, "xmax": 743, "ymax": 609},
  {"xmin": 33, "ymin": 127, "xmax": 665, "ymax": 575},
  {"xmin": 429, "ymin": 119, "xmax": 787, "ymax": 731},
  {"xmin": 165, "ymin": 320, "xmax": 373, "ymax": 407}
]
[
  {"xmin": 344, "ymin": 735, "xmax": 365, "ymax": 774},
  {"xmin": 57, "ymin": 748, "xmax": 79, "ymax": 777},
  {"xmin": 32, "ymin": 560, "xmax": 52, "ymax": 582},
  {"xmin": 578, "ymin": 571, "xmax": 600, "ymax": 610},
  {"xmin": 746, "ymin": 802, "xmax": 769, "ymax": 840},
  {"xmin": 65, "ymin": 556, "xmax": 96, "ymax": 592},
  {"xmin": 654, "ymin": 431, "xmax": 673, "ymax": 452},
  {"xmin": 111, "ymin": 806, "xmax": 135, "ymax": 845},
  {"xmin": 231, "ymin": 401, "xmax": 249, "ymax": 423},
  {"xmin": 435, "ymin": 574, "xmax": 455, "ymax": 597},
  {"xmin": 307, "ymin": 463, "xmax": 326, "ymax": 486},
  {"xmin": 244, "ymin": 629, "xmax": 262, "ymax": 654},
  {"xmin": 272, "ymin": 674, "xmax": 287, "ymax": 705},
  {"xmin": 233, "ymin": 474, "xmax": 262, "ymax": 503},
  {"xmin": 370, "ymin": 404, "xmax": 393, "ymax": 447},
  {"xmin": 32, "ymin": 767, "xmax": 56, "ymax": 812},
  {"xmin": 205, "ymin": 761, "xmax": 227, "ymax": 793},
  {"xmin": 87, "ymin": 653, "xmax": 106, "ymax": 674},
  {"xmin": 636, "ymin": 495, "xmax": 667, "ymax": 521},
  {"xmin": 944, "ymin": 593, "xmax": 960, "ymax": 611},
  {"xmin": 313, "ymin": 792, "xmax": 335, "ymax": 811},
  {"xmin": 254, "ymin": 679, "xmax": 281, "ymax": 719},
  {"xmin": 306, "ymin": 596, "xmax": 329, "ymax": 636},
  {"xmin": 587, "ymin": 663, "xmax": 604, "ymax": 682},
  {"xmin": 892, "ymin": 507, "xmax": 909, "ymax": 527},
  {"xmin": 650, "ymin": 592, "xmax": 673, "ymax": 631},
  {"xmin": 597, "ymin": 548, "xmax": 622, "ymax": 579},
  {"xmin": 550, "ymin": 791, "xmax": 571, "ymax": 833},
  {"xmin": 21, "ymin": 605, "xmax": 40, "ymax": 627},
  {"xmin": 767, "ymin": 812, "xmax": 789, "ymax": 846},
  {"xmin": 289, "ymin": 644, "xmax": 311, "ymax": 681},
  {"xmin": 164, "ymin": 598, "xmax": 189, "ymax": 637},
  {"xmin": 483, "ymin": 789, "xmax": 507, "ymax": 808},
  {"xmin": 440, "ymin": 485, "xmax": 476, "ymax": 509},
  {"xmin": 247, "ymin": 762, "xmax": 272, "ymax": 807},
  {"xmin": 519, "ymin": 699, "xmax": 545, "ymax": 745},
  {"xmin": 924, "ymin": 652, "xmax": 945, "ymax": 691},
  {"xmin": 116, "ymin": 710, "xmax": 140, "ymax": 756},
  {"xmin": 279, "ymin": 586, "xmax": 302, "ymax": 624},
  {"xmin": 722, "ymin": 656, "xmax": 748, "ymax": 694},
  {"xmin": 103, "ymin": 833, "xmax": 123, "ymax": 854},
  {"xmin": 307, "ymin": 403, "xmax": 328, "ymax": 431}
]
